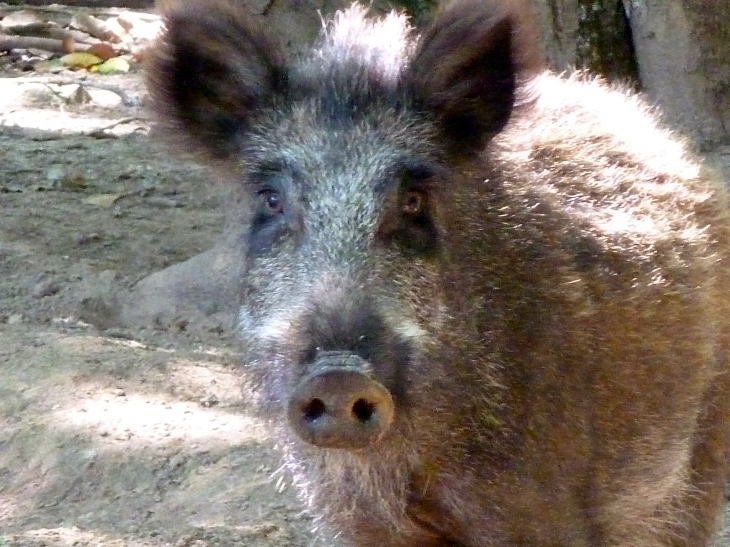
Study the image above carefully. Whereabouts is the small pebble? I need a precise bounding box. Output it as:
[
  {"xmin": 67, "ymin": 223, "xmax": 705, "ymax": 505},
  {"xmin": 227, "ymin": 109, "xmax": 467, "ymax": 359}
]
[
  {"xmin": 147, "ymin": 196, "xmax": 184, "ymax": 208},
  {"xmin": 74, "ymin": 232, "xmax": 102, "ymax": 246},
  {"xmin": 7, "ymin": 313, "xmax": 23, "ymax": 325},
  {"xmin": 105, "ymin": 328, "xmax": 135, "ymax": 340},
  {"xmin": 199, "ymin": 394, "xmax": 219, "ymax": 408}
]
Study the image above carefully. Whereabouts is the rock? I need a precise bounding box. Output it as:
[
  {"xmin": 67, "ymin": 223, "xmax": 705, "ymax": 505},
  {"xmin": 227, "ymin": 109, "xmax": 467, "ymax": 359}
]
[{"xmin": 31, "ymin": 276, "xmax": 61, "ymax": 298}]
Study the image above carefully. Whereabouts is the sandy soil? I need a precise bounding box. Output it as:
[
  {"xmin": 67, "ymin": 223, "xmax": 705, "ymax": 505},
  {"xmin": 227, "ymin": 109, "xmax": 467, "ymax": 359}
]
[
  {"xmin": 0, "ymin": 58, "xmax": 315, "ymax": 546},
  {"xmin": 2, "ymin": 37, "xmax": 730, "ymax": 547}
]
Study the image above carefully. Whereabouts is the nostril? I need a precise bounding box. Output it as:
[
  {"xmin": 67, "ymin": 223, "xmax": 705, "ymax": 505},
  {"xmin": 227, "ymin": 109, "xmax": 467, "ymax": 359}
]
[
  {"xmin": 351, "ymin": 398, "xmax": 375, "ymax": 423},
  {"xmin": 303, "ymin": 398, "xmax": 327, "ymax": 422},
  {"xmin": 287, "ymin": 366, "xmax": 395, "ymax": 449}
]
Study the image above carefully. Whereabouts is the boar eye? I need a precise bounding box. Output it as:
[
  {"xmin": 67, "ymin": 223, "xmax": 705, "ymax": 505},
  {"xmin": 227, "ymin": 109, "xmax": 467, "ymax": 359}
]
[
  {"xmin": 249, "ymin": 187, "xmax": 288, "ymax": 256},
  {"xmin": 401, "ymin": 190, "xmax": 426, "ymax": 216},
  {"xmin": 382, "ymin": 188, "xmax": 438, "ymax": 257},
  {"xmin": 258, "ymin": 188, "xmax": 284, "ymax": 215}
]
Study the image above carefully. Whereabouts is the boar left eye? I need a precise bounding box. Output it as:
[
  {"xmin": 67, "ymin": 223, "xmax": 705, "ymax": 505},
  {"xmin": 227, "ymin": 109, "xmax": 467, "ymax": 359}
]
[{"xmin": 249, "ymin": 186, "xmax": 289, "ymax": 257}]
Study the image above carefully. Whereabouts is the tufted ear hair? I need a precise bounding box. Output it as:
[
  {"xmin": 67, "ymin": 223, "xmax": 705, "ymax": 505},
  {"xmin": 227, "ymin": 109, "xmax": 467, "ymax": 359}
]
[
  {"xmin": 146, "ymin": 0, "xmax": 288, "ymax": 159},
  {"xmin": 407, "ymin": 0, "xmax": 543, "ymax": 156}
]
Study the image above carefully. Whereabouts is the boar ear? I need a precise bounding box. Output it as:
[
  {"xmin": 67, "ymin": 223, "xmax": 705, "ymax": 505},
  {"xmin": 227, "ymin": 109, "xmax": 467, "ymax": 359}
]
[
  {"xmin": 146, "ymin": 0, "xmax": 288, "ymax": 159},
  {"xmin": 408, "ymin": 0, "xmax": 542, "ymax": 155}
]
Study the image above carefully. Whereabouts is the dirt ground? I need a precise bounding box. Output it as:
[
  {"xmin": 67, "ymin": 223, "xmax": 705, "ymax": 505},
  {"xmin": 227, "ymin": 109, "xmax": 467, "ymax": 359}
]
[
  {"xmin": 0, "ymin": 55, "xmax": 316, "ymax": 546},
  {"xmin": 2, "ymin": 22, "xmax": 730, "ymax": 547}
]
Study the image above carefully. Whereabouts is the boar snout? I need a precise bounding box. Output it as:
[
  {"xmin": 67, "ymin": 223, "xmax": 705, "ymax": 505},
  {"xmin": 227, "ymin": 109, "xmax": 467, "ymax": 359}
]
[{"xmin": 288, "ymin": 352, "xmax": 395, "ymax": 449}]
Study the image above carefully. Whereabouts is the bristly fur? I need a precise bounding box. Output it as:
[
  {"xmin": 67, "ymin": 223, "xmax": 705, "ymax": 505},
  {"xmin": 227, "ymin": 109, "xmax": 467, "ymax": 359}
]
[
  {"xmin": 408, "ymin": 0, "xmax": 543, "ymax": 150},
  {"xmin": 147, "ymin": 0, "xmax": 542, "ymax": 160},
  {"xmin": 147, "ymin": 1, "xmax": 730, "ymax": 546},
  {"xmin": 287, "ymin": 6, "xmax": 416, "ymax": 129}
]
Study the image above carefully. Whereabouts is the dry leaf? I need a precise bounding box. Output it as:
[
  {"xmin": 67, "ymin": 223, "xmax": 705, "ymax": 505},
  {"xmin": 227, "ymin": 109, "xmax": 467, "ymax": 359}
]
[
  {"xmin": 32, "ymin": 58, "xmax": 65, "ymax": 73},
  {"xmin": 93, "ymin": 56, "xmax": 130, "ymax": 74},
  {"xmin": 85, "ymin": 42, "xmax": 116, "ymax": 61},
  {"xmin": 60, "ymin": 52, "xmax": 102, "ymax": 68}
]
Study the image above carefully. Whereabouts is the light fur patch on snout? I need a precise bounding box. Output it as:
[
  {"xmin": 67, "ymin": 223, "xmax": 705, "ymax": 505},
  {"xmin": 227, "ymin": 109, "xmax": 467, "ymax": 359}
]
[
  {"xmin": 239, "ymin": 307, "xmax": 298, "ymax": 343},
  {"xmin": 378, "ymin": 300, "xmax": 434, "ymax": 350},
  {"xmin": 393, "ymin": 320, "xmax": 428, "ymax": 341}
]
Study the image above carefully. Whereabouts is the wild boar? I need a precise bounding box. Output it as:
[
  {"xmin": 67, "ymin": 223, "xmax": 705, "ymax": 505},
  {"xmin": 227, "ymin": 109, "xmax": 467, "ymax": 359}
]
[{"xmin": 147, "ymin": 0, "xmax": 730, "ymax": 545}]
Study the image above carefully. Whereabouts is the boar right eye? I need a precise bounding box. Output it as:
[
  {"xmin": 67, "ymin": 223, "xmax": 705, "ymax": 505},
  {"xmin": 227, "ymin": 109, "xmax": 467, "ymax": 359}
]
[{"xmin": 258, "ymin": 189, "xmax": 284, "ymax": 215}]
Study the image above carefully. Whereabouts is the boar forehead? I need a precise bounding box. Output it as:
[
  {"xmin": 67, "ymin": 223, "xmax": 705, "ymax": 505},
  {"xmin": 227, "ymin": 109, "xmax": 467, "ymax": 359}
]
[
  {"xmin": 242, "ymin": 98, "xmax": 439, "ymax": 237},
  {"xmin": 239, "ymin": 11, "xmax": 438, "ymax": 202}
]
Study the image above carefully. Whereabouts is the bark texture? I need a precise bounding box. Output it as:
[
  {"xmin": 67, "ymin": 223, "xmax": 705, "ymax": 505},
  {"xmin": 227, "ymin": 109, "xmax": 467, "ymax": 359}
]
[
  {"xmin": 626, "ymin": 0, "xmax": 730, "ymax": 149},
  {"xmin": 531, "ymin": 0, "xmax": 639, "ymax": 86},
  {"xmin": 532, "ymin": 0, "xmax": 730, "ymax": 149}
]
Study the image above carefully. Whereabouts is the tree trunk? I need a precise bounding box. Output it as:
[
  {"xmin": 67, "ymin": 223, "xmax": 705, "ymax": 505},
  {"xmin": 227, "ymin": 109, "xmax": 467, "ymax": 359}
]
[
  {"xmin": 532, "ymin": 0, "xmax": 730, "ymax": 150},
  {"xmin": 532, "ymin": 0, "xmax": 639, "ymax": 86},
  {"xmin": 625, "ymin": 0, "xmax": 730, "ymax": 150}
]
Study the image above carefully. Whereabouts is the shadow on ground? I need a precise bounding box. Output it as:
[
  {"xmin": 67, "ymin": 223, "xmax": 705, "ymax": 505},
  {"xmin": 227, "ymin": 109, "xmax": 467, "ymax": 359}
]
[{"xmin": 0, "ymin": 325, "xmax": 313, "ymax": 547}]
